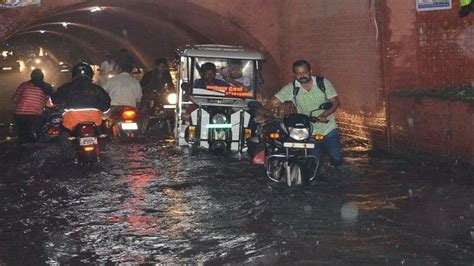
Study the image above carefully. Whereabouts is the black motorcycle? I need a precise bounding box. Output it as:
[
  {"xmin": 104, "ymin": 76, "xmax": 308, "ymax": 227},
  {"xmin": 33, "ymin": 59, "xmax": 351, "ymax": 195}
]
[
  {"xmin": 247, "ymin": 102, "xmax": 332, "ymax": 186},
  {"xmin": 66, "ymin": 122, "xmax": 106, "ymax": 164},
  {"xmin": 140, "ymin": 90, "xmax": 176, "ymax": 136}
]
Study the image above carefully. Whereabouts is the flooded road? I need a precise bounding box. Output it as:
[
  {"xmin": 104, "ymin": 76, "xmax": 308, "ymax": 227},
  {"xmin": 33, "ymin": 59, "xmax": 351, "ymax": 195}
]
[{"xmin": 0, "ymin": 138, "xmax": 472, "ymax": 264}]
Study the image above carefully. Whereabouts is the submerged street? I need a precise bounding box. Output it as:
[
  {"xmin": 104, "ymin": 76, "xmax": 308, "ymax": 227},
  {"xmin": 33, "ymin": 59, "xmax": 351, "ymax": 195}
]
[{"xmin": 0, "ymin": 138, "xmax": 472, "ymax": 265}]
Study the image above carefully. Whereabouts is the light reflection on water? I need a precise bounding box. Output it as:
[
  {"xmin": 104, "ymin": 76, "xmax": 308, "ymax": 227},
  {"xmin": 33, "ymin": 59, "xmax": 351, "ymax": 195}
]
[{"xmin": 0, "ymin": 140, "xmax": 472, "ymax": 264}]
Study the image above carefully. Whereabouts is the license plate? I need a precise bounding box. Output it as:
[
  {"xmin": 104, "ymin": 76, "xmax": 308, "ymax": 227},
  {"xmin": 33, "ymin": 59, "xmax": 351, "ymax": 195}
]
[
  {"xmin": 283, "ymin": 142, "xmax": 315, "ymax": 149},
  {"xmin": 121, "ymin": 122, "xmax": 138, "ymax": 130},
  {"xmin": 79, "ymin": 137, "xmax": 98, "ymax": 146}
]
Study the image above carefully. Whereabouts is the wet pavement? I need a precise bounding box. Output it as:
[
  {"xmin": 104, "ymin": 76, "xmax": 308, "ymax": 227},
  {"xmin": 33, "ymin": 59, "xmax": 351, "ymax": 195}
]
[{"xmin": 0, "ymin": 137, "xmax": 472, "ymax": 265}]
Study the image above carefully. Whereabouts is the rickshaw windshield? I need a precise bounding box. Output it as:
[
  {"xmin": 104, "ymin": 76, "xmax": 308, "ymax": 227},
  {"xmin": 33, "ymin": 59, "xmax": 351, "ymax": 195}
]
[{"xmin": 192, "ymin": 57, "xmax": 256, "ymax": 99}]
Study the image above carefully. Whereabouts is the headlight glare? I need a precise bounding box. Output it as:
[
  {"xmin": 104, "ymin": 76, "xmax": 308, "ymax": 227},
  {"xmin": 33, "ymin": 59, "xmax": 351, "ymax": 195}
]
[
  {"xmin": 289, "ymin": 127, "xmax": 309, "ymax": 141},
  {"xmin": 167, "ymin": 93, "xmax": 177, "ymax": 105}
]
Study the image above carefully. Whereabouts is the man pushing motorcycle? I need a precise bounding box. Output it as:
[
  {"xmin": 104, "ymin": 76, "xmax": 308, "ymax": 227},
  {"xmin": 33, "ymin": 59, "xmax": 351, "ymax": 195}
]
[{"xmin": 262, "ymin": 59, "xmax": 342, "ymax": 167}]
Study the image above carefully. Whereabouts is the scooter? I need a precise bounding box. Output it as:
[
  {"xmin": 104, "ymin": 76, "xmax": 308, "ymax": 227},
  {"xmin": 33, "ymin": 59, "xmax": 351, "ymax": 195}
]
[
  {"xmin": 109, "ymin": 106, "xmax": 139, "ymax": 140},
  {"xmin": 248, "ymin": 102, "xmax": 332, "ymax": 186}
]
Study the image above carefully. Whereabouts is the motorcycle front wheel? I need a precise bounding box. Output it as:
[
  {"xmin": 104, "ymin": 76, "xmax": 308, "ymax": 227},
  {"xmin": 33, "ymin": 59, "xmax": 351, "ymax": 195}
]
[{"xmin": 285, "ymin": 163, "xmax": 303, "ymax": 187}]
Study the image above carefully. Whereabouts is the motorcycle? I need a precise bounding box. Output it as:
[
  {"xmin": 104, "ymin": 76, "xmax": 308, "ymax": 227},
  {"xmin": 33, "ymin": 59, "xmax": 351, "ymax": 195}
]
[
  {"xmin": 39, "ymin": 108, "xmax": 63, "ymax": 142},
  {"xmin": 248, "ymin": 102, "xmax": 333, "ymax": 186},
  {"xmin": 67, "ymin": 122, "xmax": 106, "ymax": 164},
  {"xmin": 140, "ymin": 90, "xmax": 177, "ymax": 136},
  {"xmin": 108, "ymin": 106, "xmax": 139, "ymax": 140}
]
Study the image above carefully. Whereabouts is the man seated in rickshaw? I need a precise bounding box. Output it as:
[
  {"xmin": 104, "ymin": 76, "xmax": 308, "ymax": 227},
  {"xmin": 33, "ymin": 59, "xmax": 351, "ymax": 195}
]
[
  {"xmin": 193, "ymin": 62, "xmax": 229, "ymax": 89},
  {"xmin": 222, "ymin": 59, "xmax": 251, "ymax": 90}
]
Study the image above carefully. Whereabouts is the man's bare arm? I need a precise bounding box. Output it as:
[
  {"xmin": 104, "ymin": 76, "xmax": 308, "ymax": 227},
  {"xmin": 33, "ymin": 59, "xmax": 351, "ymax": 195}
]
[{"xmin": 317, "ymin": 96, "xmax": 340, "ymax": 122}]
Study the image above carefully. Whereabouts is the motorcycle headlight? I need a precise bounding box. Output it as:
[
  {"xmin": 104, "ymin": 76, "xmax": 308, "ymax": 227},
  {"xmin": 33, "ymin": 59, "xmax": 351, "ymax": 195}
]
[
  {"xmin": 167, "ymin": 93, "xmax": 177, "ymax": 105},
  {"xmin": 289, "ymin": 127, "xmax": 309, "ymax": 141},
  {"xmin": 211, "ymin": 113, "xmax": 227, "ymax": 124}
]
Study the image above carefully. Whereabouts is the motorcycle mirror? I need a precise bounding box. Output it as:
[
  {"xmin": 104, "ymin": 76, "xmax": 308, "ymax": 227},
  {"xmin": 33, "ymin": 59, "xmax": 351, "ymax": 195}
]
[{"xmin": 318, "ymin": 102, "xmax": 333, "ymax": 110}]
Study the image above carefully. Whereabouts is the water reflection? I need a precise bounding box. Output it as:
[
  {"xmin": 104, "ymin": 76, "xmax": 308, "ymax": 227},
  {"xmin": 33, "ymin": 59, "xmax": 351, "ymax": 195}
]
[{"xmin": 0, "ymin": 140, "xmax": 472, "ymax": 264}]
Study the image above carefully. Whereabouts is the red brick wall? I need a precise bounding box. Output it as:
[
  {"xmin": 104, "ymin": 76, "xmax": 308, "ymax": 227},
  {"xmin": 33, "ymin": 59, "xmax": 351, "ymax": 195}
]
[
  {"xmin": 383, "ymin": 0, "xmax": 474, "ymax": 92},
  {"xmin": 277, "ymin": 0, "xmax": 386, "ymax": 145},
  {"xmin": 389, "ymin": 95, "xmax": 473, "ymax": 164},
  {"xmin": 382, "ymin": 1, "xmax": 474, "ymax": 164}
]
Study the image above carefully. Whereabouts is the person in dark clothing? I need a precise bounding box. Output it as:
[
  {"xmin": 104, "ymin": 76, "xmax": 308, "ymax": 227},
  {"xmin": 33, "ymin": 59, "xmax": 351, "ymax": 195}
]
[
  {"xmin": 193, "ymin": 62, "xmax": 229, "ymax": 88},
  {"xmin": 139, "ymin": 58, "xmax": 175, "ymax": 115},
  {"xmin": 12, "ymin": 69, "xmax": 53, "ymax": 144},
  {"xmin": 140, "ymin": 58, "xmax": 174, "ymax": 94},
  {"xmin": 51, "ymin": 63, "xmax": 111, "ymax": 131},
  {"xmin": 51, "ymin": 63, "xmax": 111, "ymax": 158}
]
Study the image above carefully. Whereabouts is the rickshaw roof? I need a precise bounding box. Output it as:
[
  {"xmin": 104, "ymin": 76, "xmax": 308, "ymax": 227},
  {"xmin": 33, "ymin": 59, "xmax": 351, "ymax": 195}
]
[{"xmin": 178, "ymin": 44, "xmax": 265, "ymax": 60}]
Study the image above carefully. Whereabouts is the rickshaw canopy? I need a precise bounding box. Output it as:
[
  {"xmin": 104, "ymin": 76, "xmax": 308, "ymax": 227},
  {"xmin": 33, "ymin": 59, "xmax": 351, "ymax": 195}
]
[{"xmin": 177, "ymin": 45, "xmax": 265, "ymax": 60}]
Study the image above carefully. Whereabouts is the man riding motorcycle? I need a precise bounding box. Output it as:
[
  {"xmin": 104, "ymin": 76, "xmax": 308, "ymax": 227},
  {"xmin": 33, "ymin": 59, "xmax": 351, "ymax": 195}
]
[
  {"xmin": 139, "ymin": 58, "xmax": 175, "ymax": 115},
  {"xmin": 51, "ymin": 62, "xmax": 111, "ymax": 158}
]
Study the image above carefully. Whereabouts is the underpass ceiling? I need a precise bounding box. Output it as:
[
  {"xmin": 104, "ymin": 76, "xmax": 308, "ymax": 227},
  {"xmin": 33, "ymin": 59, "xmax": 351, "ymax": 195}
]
[{"xmin": 4, "ymin": 0, "xmax": 269, "ymax": 70}]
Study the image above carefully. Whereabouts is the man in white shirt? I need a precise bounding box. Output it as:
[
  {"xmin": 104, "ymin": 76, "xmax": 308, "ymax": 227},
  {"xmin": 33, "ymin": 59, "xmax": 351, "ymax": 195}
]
[
  {"xmin": 99, "ymin": 54, "xmax": 117, "ymax": 85},
  {"xmin": 103, "ymin": 61, "xmax": 142, "ymax": 109}
]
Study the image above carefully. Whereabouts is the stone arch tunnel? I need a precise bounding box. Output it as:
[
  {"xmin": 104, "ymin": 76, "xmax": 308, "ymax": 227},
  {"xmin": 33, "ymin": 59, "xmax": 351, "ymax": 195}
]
[{"xmin": 1, "ymin": 0, "xmax": 473, "ymax": 163}]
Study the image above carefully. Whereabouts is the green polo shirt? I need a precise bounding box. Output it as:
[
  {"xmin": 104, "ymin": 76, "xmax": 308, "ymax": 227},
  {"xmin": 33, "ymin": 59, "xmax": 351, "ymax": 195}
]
[{"xmin": 275, "ymin": 76, "xmax": 338, "ymax": 135}]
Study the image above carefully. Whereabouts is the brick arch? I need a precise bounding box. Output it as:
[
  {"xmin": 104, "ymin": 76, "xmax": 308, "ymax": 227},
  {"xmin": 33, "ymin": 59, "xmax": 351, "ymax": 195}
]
[{"xmin": 1, "ymin": 0, "xmax": 281, "ymax": 94}]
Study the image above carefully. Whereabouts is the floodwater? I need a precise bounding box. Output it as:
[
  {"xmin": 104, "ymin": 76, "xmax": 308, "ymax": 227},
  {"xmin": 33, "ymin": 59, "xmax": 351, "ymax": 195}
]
[{"xmin": 0, "ymin": 138, "xmax": 472, "ymax": 265}]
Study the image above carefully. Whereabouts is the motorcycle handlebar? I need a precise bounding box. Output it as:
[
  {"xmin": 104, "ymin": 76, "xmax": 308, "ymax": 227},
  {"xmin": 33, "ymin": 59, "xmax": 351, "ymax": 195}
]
[{"xmin": 310, "ymin": 116, "xmax": 329, "ymax": 123}]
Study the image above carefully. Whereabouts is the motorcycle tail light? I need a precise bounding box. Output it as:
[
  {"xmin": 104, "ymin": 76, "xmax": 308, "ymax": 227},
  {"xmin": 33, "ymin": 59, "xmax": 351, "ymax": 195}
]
[
  {"xmin": 80, "ymin": 125, "xmax": 95, "ymax": 134},
  {"xmin": 48, "ymin": 127, "xmax": 60, "ymax": 136},
  {"xmin": 314, "ymin": 134, "xmax": 324, "ymax": 141},
  {"xmin": 244, "ymin": 129, "xmax": 252, "ymax": 139},
  {"xmin": 268, "ymin": 132, "xmax": 280, "ymax": 139},
  {"xmin": 83, "ymin": 146, "xmax": 95, "ymax": 152},
  {"xmin": 121, "ymin": 109, "xmax": 137, "ymax": 121}
]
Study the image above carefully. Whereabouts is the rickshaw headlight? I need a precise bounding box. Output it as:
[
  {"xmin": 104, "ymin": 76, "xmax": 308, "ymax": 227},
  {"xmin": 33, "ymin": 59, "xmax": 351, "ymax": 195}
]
[
  {"xmin": 211, "ymin": 113, "xmax": 227, "ymax": 124},
  {"xmin": 289, "ymin": 127, "xmax": 309, "ymax": 141},
  {"xmin": 167, "ymin": 93, "xmax": 177, "ymax": 105}
]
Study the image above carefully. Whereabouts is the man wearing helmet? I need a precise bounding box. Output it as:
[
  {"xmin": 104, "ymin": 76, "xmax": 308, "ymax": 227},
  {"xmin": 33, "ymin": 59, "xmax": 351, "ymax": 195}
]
[{"xmin": 51, "ymin": 62, "xmax": 111, "ymax": 132}]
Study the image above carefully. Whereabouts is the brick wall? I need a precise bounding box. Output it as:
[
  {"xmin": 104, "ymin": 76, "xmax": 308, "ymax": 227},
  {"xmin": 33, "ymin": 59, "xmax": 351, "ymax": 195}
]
[
  {"xmin": 382, "ymin": 1, "xmax": 474, "ymax": 164},
  {"xmin": 389, "ymin": 95, "xmax": 473, "ymax": 164},
  {"xmin": 277, "ymin": 0, "xmax": 386, "ymax": 146},
  {"xmin": 383, "ymin": 0, "xmax": 474, "ymax": 92}
]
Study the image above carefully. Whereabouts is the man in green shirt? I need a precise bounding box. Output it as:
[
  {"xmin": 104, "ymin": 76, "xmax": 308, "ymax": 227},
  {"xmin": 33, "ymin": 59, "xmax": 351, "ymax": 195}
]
[
  {"xmin": 264, "ymin": 59, "xmax": 342, "ymax": 166},
  {"xmin": 459, "ymin": 0, "xmax": 472, "ymax": 17}
]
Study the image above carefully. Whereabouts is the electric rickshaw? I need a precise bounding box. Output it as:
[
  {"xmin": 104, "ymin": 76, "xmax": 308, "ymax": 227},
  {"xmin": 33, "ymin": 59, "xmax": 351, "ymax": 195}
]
[{"xmin": 175, "ymin": 44, "xmax": 264, "ymax": 154}]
